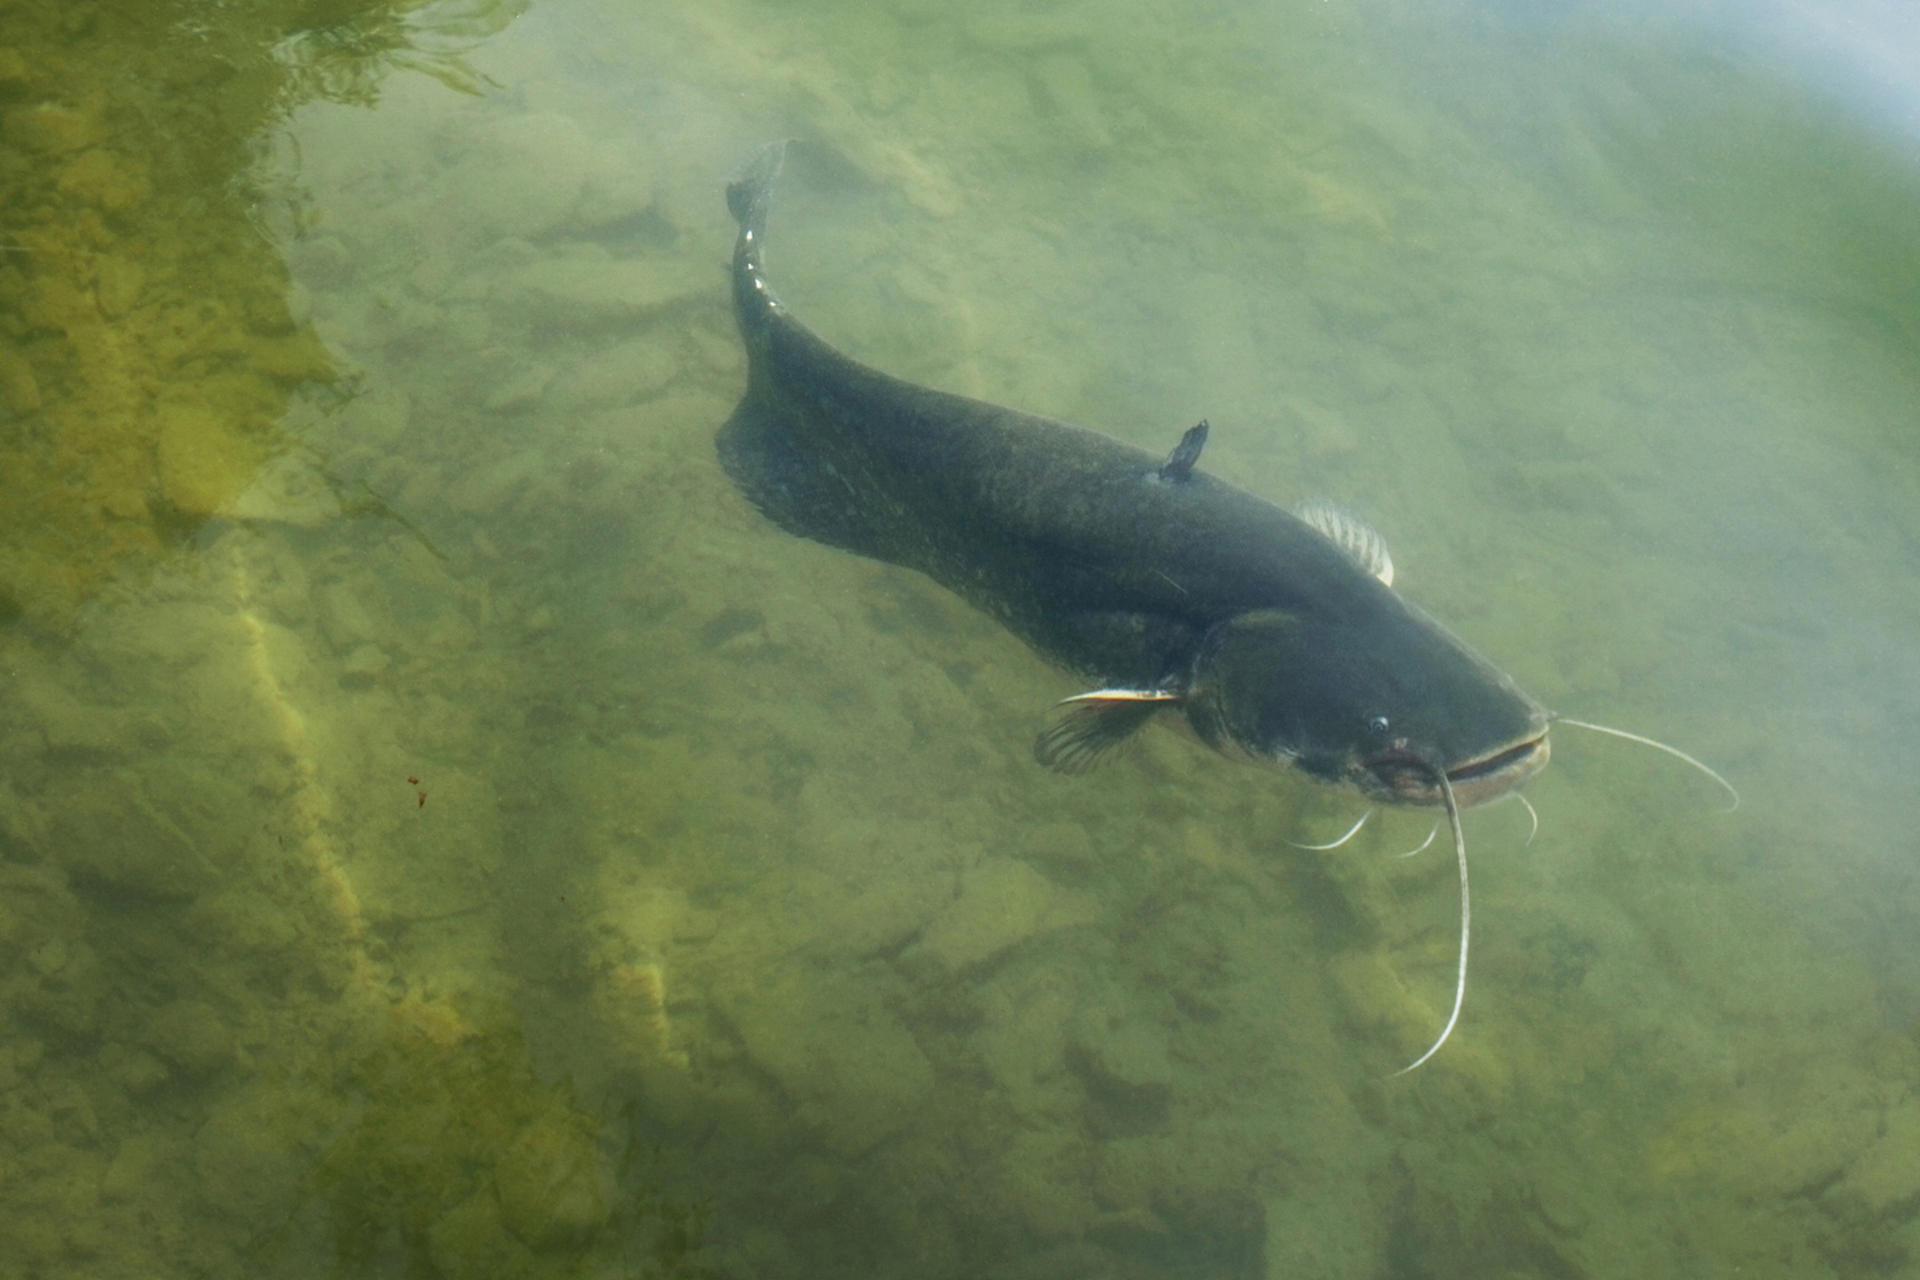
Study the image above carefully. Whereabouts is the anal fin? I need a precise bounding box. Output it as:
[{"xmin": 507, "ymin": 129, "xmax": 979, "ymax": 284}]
[{"xmin": 717, "ymin": 395, "xmax": 891, "ymax": 560}]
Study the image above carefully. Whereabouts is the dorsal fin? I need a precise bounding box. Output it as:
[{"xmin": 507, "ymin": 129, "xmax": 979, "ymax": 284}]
[
  {"xmin": 1293, "ymin": 499, "xmax": 1395, "ymax": 586},
  {"xmin": 1158, "ymin": 421, "xmax": 1208, "ymax": 483}
]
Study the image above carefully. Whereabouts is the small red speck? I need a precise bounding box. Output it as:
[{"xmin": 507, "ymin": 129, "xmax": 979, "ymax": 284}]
[{"xmin": 407, "ymin": 776, "xmax": 419, "ymax": 785}]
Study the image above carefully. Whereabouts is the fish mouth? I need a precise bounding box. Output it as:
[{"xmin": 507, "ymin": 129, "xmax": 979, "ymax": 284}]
[
  {"xmin": 1443, "ymin": 731, "xmax": 1551, "ymax": 808},
  {"xmin": 1364, "ymin": 730, "xmax": 1551, "ymax": 809}
]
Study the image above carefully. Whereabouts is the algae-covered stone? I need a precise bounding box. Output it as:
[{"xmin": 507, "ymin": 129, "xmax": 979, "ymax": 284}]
[
  {"xmin": 545, "ymin": 338, "xmax": 680, "ymax": 411},
  {"xmin": 726, "ymin": 970, "xmax": 934, "ymax": 1157},
  {"xmin": 226, "ymin": 452, "xmax": 346, "ymax": 528},
  {"xmin": 319, "ymin": 582, "xmax": 382, "ymax": 652},
  {"xmin": 1018, "ymin": 821, "xmax": 1098, "ymax": 878},
  {"xmin": 1836, "ymin": 1096, "xmax": 1920, "ymax": 1216},
  {"xmin": 14, "ymin": 669, "xmax": 129, "ymax": 754},
  {"xmin": 1032, "ymin": 55, "xmax": 1113, "ymax": 150},
  {"xmin": 491, "ymin": 1117, "xmax": 610, "ymax": 1249},
  {"xmin": 1069, "ymin": 1009, "xmax": 1173, "ymax": 1120},
  {"xmin": 341, "ymin": 644, "xmax": 390, "ymax": 678},
  {"xmin": 1329, "ymin": 948, "xmax": 1435, "ymax": 1056},
  {"xmin": 1001, "ymin": 1129, "xmax": 1098, "ymax": 1238},
  {"xmin": 191, "ymin": 1093, "xmax": 300, "ymax": 1225},
  {"xmin": 26, "ymin": 934, "xmax": 68, "ymax": 975},
  {"xmin": 429, "ymin": 1189, "xmax": 538, "ymax": 1279},
  {"xmin": 106, "ymin": 1047, "xmax": 170, "ymax": 1097},
  {"xmin": 914, "ymin": 856, "xmax": 1097, "ymax": 974},
  {"xmin": 0, "ymin": 345, "xmax": 42, "ymax": 413},
  {"xmin": 100, "ymin": 1134, "xmax": 161, "ymax": 1203},
  {"xmin": 445, "ymin": 112, "xmax": 593, "ymax": 242},
  {"xmin": 144, "ymin": 1000, "xmax": 235, "ymax": 1079},
  {"xmin": 974, "ymin": 967, "xmax": 1076, "ymax": 1104},
  {"xmin": 58, "ymin": 149, "xmax": 148, "ymax": 213},
  {"xmin": 444, "ymin": 448, "xmax": 544, "ymax": 516},
  {"xmin": 93, "ymin": 255, "xmax": 146, "ymax": 318},
  {"xmin": 481, "ymin": 362, "xmax": 557, "ymax": 412},
  {"xmin": 15, "ymin": 940, "xmax": 104, "ymax": 1043},
  {"xmin": 2, "ymin": 100, "xmax": 105, "ymax": 154},
  {"xmin": 155, "ymin": 401, "xmax": 267, "ymax": 518},
  {"xmin": 962, "ymin": 14, "xmax": 1082, "ymax": 52},
  {"xmin": 52, "ymin": 782, "xmax": 221, "ymax": 901},
  {"xmin": 498, "ymin": 256, "xmax": 707, "ymax": 333}
]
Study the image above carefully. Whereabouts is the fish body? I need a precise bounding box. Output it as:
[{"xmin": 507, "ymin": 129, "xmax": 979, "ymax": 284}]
[{"xmin": 719, "ymin": 143, "xmax": 1548, "ymax": 810}]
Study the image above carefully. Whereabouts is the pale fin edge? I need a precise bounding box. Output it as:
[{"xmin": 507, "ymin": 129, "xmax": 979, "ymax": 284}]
[{"xmin": 1034, "ymin": 689, "xmax": 1178, "ymax": 775}]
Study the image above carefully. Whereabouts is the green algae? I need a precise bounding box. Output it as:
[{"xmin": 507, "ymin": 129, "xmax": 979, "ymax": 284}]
[{"xmin": 272, "ymin": 1002, "xmax": 717, "ymax": 1279}]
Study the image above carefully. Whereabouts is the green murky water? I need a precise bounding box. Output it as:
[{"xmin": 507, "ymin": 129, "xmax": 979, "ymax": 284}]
[{"xmin": 2, "ymin": 0, "xmax": 1918, "ymax": 1275}]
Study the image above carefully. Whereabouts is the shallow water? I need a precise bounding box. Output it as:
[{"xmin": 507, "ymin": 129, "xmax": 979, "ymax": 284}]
[{"xmin": 2, "ymin": 0, "xmax": 1918, "ymax": 1276}]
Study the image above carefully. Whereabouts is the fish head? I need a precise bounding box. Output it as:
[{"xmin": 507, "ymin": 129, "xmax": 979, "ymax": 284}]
[{"xmin": 1184, "ymin": 602, "xmax": 1550, "ymax": 809}]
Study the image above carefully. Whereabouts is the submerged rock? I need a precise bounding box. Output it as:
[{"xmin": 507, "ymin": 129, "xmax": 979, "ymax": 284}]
[{"xmin": 492, "ymin": 1117, "xmax": 610, "ymax": 1250}]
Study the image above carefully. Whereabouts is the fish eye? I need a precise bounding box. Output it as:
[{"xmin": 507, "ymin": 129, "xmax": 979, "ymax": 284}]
[{"xmin": 1366, "ymin": 715, "xmax": 1390, "ymax": 738}]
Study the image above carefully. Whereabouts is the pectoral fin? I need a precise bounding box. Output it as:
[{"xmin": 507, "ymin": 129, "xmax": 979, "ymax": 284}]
[{"xmin": 1034, "ymin": 688, "xmax": 1180, "ymax": 774}]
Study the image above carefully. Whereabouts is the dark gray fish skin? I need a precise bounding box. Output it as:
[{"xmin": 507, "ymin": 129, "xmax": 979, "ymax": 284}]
[{"xmin": 718, "ymin": 142, "xmax": 1548, "ymax": 809}]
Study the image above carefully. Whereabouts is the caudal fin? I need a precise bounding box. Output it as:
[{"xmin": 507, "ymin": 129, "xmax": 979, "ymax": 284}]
[
  {"xmin": 727, "ymin": 141, "xmax": 788, "ymax": 239},
  {"xmin": 719, "ymin": 141, "xmax": 901, "ymax": 561},
  {"xmin": 717, "ymin": 395, "xmax": 894, "ymax": 562}
]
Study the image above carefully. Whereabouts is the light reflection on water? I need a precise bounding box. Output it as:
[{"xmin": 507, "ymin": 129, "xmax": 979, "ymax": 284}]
[{"xmin": 0, "ymin": 0, "xmax": 1916, "ymax": 1276}]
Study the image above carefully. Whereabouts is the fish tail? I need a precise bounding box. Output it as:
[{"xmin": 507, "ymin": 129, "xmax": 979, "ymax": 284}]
[
  {"xmin": 727, "ymin": 141, "xmax": 791, "ymax": 342},
  {"xmin": 720, "ymin": 139, "xmax": 890, "ymax": 558},
  {"xmin": 727, "ymin": 141, "xmax": 787, "ymax": 244}
]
